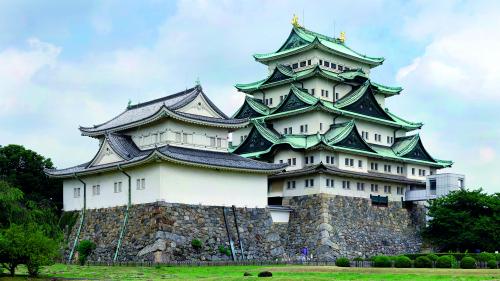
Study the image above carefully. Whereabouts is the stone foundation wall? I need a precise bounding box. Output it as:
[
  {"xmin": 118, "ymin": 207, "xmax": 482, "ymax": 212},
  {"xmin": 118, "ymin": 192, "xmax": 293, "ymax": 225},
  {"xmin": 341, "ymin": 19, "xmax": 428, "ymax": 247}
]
[{"xmin": 66, "ymin": 195, "xmax": 425, "ymax": 262}]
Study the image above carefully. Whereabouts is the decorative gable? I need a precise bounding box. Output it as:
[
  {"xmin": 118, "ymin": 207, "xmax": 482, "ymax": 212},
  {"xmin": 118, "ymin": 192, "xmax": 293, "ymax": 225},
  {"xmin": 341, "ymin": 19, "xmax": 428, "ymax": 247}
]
[
  {"xmin": 341, "ymin": 86, "xmax": 393, "ymax": 121},
  {"xmin": 234, "ymin": 102, "xmax": 264, "ymax": 119},
  {"xmin": 176, "ymin": 94, "xmax": 223, "ymax": 118},
  {"xmin": 233, "ymin": 127, "xmax": 274, "ymax": 155},
  {"xmin": 90, "ymin": 140, "xmax": 125, "ymax": 167},
  {"xmin": 334, "ymin": 128, "xmax": 374, "ymax": 152},
  {"xmin": 401, "ymin": 140, "xmax": 436, "ymax": 162},
  {"xmin": 278, "ymin": 29, "xmax": 309, "ymax": 52},
  {"xmin": 273, "ymin": 91, "xmax": 311, "ymax": 114}
]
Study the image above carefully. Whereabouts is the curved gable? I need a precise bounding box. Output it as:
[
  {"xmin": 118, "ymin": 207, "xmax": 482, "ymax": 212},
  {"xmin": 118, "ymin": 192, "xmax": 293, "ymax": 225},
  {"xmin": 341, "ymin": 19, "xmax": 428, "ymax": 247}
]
[
  {"xmin": 89, "ymin": 140, "xmax": 125, "ymax": 167},
  {"xmin": 176, "ymin": 93, "xmax": 224, "ymax": 118},
  {"xmin": 232, "ymin": 126, "xmax": 274, "ymax": 155}
]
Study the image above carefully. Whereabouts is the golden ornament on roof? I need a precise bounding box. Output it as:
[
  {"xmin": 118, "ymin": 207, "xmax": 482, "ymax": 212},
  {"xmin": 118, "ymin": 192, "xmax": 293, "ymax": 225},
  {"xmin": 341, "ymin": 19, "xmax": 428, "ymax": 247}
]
[
  {"xmin": 340, "ymin": 31, "xmax": 346, "ymax": 43},
  {"xmin": 291, "ymin": 14, "xmax": 301, "ymax": 28}
]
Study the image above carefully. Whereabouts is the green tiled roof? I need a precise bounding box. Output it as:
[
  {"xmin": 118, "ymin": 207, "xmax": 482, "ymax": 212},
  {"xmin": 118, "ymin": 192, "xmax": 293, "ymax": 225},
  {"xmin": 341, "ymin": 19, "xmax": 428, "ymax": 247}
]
[
  {"xmin": 256, "ymin": 83, "xmax": 421, "ymax": 130},
  {"xmin": 231, "ymin": 120, "xmax": 451, "ymax": 168},
  {"xmin": 253, "ymin": 27, "xmax": 384, "ymax": 66},
  {"xmin": 235, "ymin": 65, "xmax": 400, "ymax": 96}
]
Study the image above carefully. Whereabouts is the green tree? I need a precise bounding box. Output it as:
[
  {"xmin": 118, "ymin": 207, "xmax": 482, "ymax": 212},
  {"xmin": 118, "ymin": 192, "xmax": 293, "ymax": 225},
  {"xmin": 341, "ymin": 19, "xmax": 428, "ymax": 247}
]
[
  {"xmin": 423, "ymin": 188, "xmax": 500, "ymax": 252},
  {"xmin": 0, "ymin": 145, "xmax": 62, "ymax": 210},
  {"xmin": 0, "ymin": 224, "xmax": 59, "ymax": 277}
]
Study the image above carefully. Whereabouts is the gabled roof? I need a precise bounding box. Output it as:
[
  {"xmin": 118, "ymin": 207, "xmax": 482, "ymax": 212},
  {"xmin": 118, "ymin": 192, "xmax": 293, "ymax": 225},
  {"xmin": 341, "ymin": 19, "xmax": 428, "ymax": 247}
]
[
  {"xmin": 248, "ymin": 83, "xmax": 421, "ymax": 131},
  {"xmin": 253, "ymin": 27, "xmax": 384, "ymax": 67},
  {"xmin": 231, "ymin": 120, "xmax": 451, "ymax": 168},
  {"xmin": 79, "ymin": 85, "xmax": 249, "ymax": 136},
  {"xmin": 235, "ymin": 65, "xmax": 401, "ymax": 97},
  {"xmin": 45, "ymin": 133, "xmax": 287, "ymax": 178},
  {"xmin": 232, "ymin": 96, "xmax": 270, "ymax": 119}
]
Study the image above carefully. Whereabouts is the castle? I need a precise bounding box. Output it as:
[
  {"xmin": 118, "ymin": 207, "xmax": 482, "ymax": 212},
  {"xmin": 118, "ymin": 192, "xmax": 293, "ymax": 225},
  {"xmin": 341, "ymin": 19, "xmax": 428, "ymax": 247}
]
[{"xmin": 47, "ymin": 20, "xmax": 462, "ymax": 263}]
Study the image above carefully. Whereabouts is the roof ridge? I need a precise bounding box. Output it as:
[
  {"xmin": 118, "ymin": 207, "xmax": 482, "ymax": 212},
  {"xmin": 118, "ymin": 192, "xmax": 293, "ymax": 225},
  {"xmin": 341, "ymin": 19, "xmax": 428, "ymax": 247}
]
[{"xmin": 128, "ymin": 86, "xmax": 199, "ymax": 110}]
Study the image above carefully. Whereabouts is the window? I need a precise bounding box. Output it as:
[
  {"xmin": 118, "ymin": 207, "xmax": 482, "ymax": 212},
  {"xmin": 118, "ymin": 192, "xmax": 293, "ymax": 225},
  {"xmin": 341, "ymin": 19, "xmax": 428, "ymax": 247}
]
[
  {"xmin": 384, "ymin": 185, "xmax": 392, "ymax": 194},
  {"xmin": 175, "ymin": 132, "xmax": 181, "ymax": 142},
  {"xmin": 305, "ymin": 179, "xmax": 314, "ymax": 188},
  {"xmin": 398, "ymin": 186, "xmax": 405, "ymax": 195},
  {"xmin": 350, "ymin": 159, "xmax": 354, "ymax": 166},
  {"xmin": 344, "ymin": 67, "xmax": 350, "ymax": 71},
  {"xmin": 342, "ymin": 180, "xmax": 351, "ymax": 189},
  {"xmin": 240, "ymin": 135, "xmax": 247, "ymax": 143},
  {"xmin": 371, "ymin": 162, "xmax": 379, "ymax": 171},
  {"xmin": 384, "ymin": 165, "xmax": 391, "ymax": 173},
  {"xmin": 338, "ymin": 65, "xmax": 344, "ymax": 71},
  {"xmin": 210, "ymin": 137, "xmax": 216, "ymax": 146},
  {"xmin": 319, "ymin": 59, "xmax": 323, "ymax": 65},
  {"xmin": 92, "ymin": 185, "xmax": 100, "ymax": 196},
  {"xmin": 358, "ymin": 160, "xmax": 363, "ymax": 168},
  {"xmin": 429, "ymin": 179, "xmax": 436, "ymax": 191},
  {"xmin": 182, "ymin": 133, "xmax": 190, "ymax": 143},
  {"xmin": 362, "ymin": 131, "xmax": 369, "ymax": 140},
  {"xmin": 286, "ymin": 181, "xmax": 296, "ymax": 189},
  {"xmin": 305, "ymin": 156, "xmax": 308, "ymax": 164},
  {"xmin": 374, "ymin": 134, "xmax": 382, "ymax": 142},
  {"xmin": 136, "ymin": 178, "xmax": 146, "ymax": 190},
  {"xmin": 345, "ymin": 158, "xmax": 348, "ymax": 165},
  {"xmin": 288, "ymin": 127, "xmax": 293, "ymax": 134},
  {"xmin": 324, "ymin": 61, "xmax": 330, "ymax": 67},
  {"xmin": 357, "ymin": 182, "xmax": 365, "ymax": 191},
  {"xmin": 307, "ymin": 59, "xmax": 311, "ymax": 65},
  {"xmin": 326, "ymin": 178, "xmax": 334, "ymax": 187},
  {"xmin": 335, "ymin": 92, "xmax": 339, "ymax": 100},
  {"xmin": 300, "ymin": 124, "xmax": 308, "ymax": 133},
  {"xmin": 300, "ymin": 61, "xmax": 306, "ymax": 67},
  {"xmin": 73, "ymin": 187, "xmax": 81, "ymax": 198},
  {"xmin": 279, "ymin": 159, "xmax": 284, "ymax": 164},
  {"xmin": 305, "ymin": 155, "xmax": 314, "ymax": 164},
  {"xmin": 371, "ymin": 184, "xmax": 379, "ymax": 192},
  {"xmin": 331, "ymin": 63, "xmax": 337, "ymax": 69},
  {"xmin": 412, "ymin": 168, "xmax": 416, "ymax": 175},
  {"xmin": 321, "ymin": 89, "xmax": 324, "ymax": 96},
  {"xmin": 292, "ymin": 63, "xmax": 298, "ymax": 69},
  {"xmin": 325, "ymin": 90, "xmax": 329, "ymax": 98},
  {"xmin": 114, "ymin": 182, "xmax": 122, "ymax": 193},
  {"xmin": 311, "ymin": 89, "xmax": 315, "ymax": 96},
  {"xmin": 284, "ymin": 128, "xmax": 288, "ymax": 134},
  {"xmin": 287, "ymin": 158, "xmax": 297, "ymax": 166},
  {"xmin": 217, "ymin": 138, "xmax": 222, "ymax": 147},
  {"xmin": 280, "ymin": 95, "xmax": 285, "ymax": 102},
  {"xmin": 326, "ymin": 155, "xmax": 334, "ymax": 164},
  {"xmin": 269, "ymin": 98, "xmax": 273, "ymax": 105}
]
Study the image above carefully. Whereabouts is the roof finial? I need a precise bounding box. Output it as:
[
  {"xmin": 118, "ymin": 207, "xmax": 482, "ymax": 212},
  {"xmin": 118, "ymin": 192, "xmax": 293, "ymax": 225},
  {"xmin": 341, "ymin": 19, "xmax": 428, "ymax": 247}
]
[
  {"xmin": 291, "ymin": 14, "xmax": 301, "ymax": 28},
  {"xmin": 195, "ymin": 77, "xmax": 201, "ymax": 86},
  {"xmin": 127, "ymin": 99, "xmax": 132, "ymax": 109},
  {"xmin": 339, "ymin": 31, "xmax": 346, "ymax": 43}
]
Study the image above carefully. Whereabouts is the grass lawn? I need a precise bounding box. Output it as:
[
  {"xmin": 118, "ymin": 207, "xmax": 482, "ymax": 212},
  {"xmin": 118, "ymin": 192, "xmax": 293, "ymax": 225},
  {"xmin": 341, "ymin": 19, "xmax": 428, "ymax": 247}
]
[{"xmin": 1, "ymin": 264, "xmax": 499, "ymax": 280}]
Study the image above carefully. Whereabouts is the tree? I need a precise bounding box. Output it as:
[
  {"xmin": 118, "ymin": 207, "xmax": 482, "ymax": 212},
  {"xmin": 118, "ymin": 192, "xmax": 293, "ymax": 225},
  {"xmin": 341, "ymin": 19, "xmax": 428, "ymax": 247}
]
[
  {"xmin": 0, "ymin": 224, "xmax": 59, "ymax": 277},
  {"xmin": 423, "ymin": 188, "xmax": 500, "ymax": 252},
  {"xmin": 0, "ymin": 145, "xmax": 62, "ymax": 210}
]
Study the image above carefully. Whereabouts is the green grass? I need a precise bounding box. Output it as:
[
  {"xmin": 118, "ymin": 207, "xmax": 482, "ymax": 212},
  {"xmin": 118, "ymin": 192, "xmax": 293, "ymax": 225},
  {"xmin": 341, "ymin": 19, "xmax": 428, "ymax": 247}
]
[{"xmin": 2, "ymin": 264, "xmax": 499, "ymax": 280}]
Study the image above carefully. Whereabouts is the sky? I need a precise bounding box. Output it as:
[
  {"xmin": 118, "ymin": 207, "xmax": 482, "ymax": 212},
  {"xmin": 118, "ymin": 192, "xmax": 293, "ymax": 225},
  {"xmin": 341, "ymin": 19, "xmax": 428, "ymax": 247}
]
[{"xmin": 0, "ymin": 0, "xmax": 499, "ymax": 194}]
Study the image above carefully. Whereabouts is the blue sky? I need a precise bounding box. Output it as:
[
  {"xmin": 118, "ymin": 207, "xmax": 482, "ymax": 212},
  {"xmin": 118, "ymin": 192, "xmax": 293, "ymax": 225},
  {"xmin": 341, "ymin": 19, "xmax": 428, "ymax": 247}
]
[{"xmin": 0, "ymin": 0, "xmax": 499, "ymax": 193}]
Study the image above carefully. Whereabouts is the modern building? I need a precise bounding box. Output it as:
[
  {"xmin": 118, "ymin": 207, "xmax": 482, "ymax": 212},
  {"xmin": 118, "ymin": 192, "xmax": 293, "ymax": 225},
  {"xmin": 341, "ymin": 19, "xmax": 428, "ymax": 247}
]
[
  {"xmin": 230, "ymin": 21, "xmax": 453, "ymax": 205},
  {"xmin": 46, "ymin": 85, "xmax": 286, "ymax": 211}
]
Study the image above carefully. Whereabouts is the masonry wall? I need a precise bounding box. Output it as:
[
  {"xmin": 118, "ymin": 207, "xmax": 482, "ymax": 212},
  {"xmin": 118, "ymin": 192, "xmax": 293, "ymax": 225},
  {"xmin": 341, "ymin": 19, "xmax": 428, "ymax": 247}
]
[{"xmin": 66, "ymin": 195, "xmax": 425, "ymax": 263}]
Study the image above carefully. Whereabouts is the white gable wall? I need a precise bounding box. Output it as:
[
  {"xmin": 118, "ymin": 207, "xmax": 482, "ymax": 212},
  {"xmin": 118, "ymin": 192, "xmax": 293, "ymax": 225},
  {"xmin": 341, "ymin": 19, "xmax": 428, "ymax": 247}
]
[{"xmin": 176, "ymin": 94, "xmax": 223, "ymax": 118}]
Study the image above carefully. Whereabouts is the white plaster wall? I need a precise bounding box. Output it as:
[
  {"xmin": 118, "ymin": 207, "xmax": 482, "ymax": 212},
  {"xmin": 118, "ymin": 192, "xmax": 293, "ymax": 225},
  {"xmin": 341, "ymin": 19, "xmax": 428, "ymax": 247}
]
[
  {"xmin": 281, "ymin": 174, "xmax": 321, "ymax": 197},
  {"xmin": 158, "ymin": 162, "xmax": 267, "ymax": 208},
  {"xmin": 125, "ymin": 118, "xmax": 229, "ymax": 151},
  {"xmin": 269, "ymin": 210, "xmax": 290, "ymax": 223},
  {"xmin": 338, "ymin": 152, "xmax": 368, "ymax": 173},
  {"xmin": 231, "ymin": 126, "xmax": 252, "ymax": 147},
  {"xmin": 274, "ymin": 149, "xmax": 304, "ymax": 171},
  {"xmin": 91, "ymin": 141, "xmax": 124, "ymax": 166},
  {"xmin": 176, "ymin": 94, "xmax": 223, "ymax": 118},
  {"xmin": 406, "ymin": 163, "xmax": 431, "ymax": 180},
  {"xmin": 62, "ymin": 164, "xmax": 161, "ymax": 211},
  {"xmin": 271, "ymin": 111, "xmax": 333, "ymax": 135}
]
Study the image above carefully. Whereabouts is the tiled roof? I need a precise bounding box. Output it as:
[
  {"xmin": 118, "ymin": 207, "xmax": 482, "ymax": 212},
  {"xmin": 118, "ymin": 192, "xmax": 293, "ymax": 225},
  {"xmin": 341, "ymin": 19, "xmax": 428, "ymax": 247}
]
[
  {"xmin": 79, "ymin": 85, "xmax": 248, "ymax": 136},
  {"xmin": 45, "ymin": 133, "xmax": 287, "ymax": 178},
  {"xmin": 269, "ymin": 163, "xmax": 426, "ymax": 186}
]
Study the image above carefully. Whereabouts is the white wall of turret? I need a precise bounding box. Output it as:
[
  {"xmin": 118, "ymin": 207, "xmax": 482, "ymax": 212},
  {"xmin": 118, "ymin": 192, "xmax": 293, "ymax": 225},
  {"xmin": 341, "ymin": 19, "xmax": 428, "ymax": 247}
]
[
  {"xmin": 124, "ymin": 118, "xmax": 229, "ymax": 152},
  {"xmin": 62, "ymin": 162, "xmax": 268, "ymax": 211}
]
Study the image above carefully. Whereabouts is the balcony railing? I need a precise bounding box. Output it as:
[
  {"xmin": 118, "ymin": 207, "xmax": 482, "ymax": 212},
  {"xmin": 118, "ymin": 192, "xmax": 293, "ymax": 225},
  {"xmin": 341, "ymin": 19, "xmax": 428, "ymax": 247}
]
[{"xmin": 405, "ymin": 189, "xmax": 437, "ymax": 201}]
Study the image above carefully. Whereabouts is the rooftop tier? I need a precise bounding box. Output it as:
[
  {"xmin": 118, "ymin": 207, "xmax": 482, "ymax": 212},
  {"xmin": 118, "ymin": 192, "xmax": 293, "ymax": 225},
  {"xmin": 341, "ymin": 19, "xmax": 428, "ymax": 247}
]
[
  {"xmin": 80, "ymin": 85, "xmax": 249, "ymax": 137},
  {"xmin": 253, "ymin": 26, "xmax": 384, "ymax": 69},
  {"xmin": 233, "ymin": 83, "xmax": 421, "ymax": 131},
  {"xmin": 235, "ymin": 65, "xmax": 402, "ymax": 97},
  {"xmin": 230, "ymin": 120, "xmax": 452, "ymax": 169}
]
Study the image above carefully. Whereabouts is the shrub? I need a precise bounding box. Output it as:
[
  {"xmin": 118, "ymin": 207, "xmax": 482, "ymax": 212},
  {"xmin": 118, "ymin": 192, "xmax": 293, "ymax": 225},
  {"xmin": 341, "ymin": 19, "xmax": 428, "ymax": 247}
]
[
  {"xmin": 191, "ymin": 239, "xmax": 203, "ymax": 250},
  {"xmin": 477, "ymin": 252, "xmax": 496, "ymax": 262},
  {"xmin": 487, "ymin": 260, "xmax": 498, "ymax": 269},
  {"xmin": 460, "ymin": 257, "xmax": 476, "ymax": 269},
  {"xmin": 415, "ymin": 256, "xmax": 432, "ymax": 268},
  {"xmin": 373, "ymin": 255, "xmax": 392, "ymax": 267},
  {"xmin": 394, "ymin": 256, "xmax": 412, "ymax": 268},
  {"xmin": 243, "ymin": 272, "xmax": 252, "ymax": 276},
  {"xmin": 427, "ymin": 254, "xmax": 439, "ymax": 261},
  {"xmin": 335, "ymin": 257, "xmax": 350, "ymax": 267},
  {"xmin": 258, "ymin": 271, "xmax": 272, "ymax": 277},
  {"xmin": 218, "ymin": 245, "xmax": 231, "ymax": 257},
  {"xmin": 76, "ymin": 240, "xmax": 96, "ymax": 266},
  {"xmin": 436, "ymin": 255, "xmax": 453, "ymax": 268}
]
